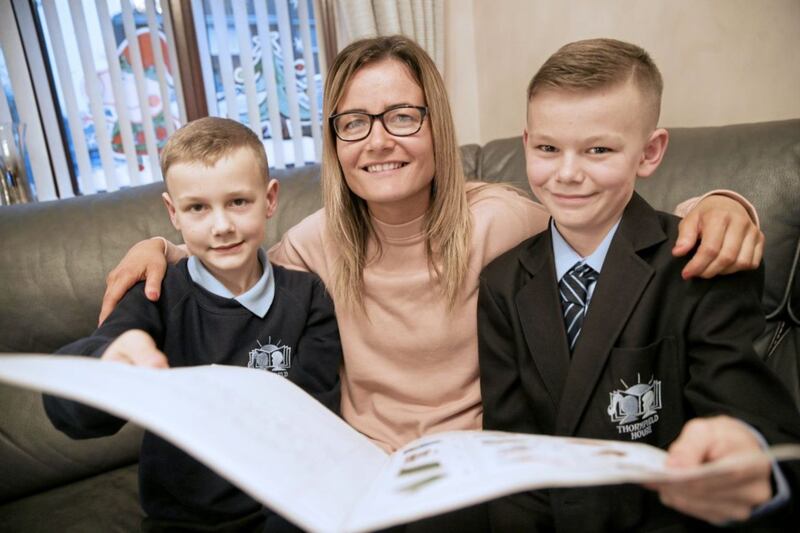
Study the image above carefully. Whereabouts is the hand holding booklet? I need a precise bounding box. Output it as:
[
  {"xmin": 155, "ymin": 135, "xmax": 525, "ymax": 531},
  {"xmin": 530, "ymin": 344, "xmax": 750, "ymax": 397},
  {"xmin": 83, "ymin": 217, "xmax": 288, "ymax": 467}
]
[{"xmin": 0, "ymin": 355, "xmax": 797, "ymax": 533}]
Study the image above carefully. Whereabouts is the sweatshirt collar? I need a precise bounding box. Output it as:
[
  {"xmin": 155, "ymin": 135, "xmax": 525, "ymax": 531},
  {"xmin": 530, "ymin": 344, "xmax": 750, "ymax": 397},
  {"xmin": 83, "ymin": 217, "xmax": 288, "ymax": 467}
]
[{"xmin": 187, "ymin": 248, "xmax": 274, "ymax": 318}]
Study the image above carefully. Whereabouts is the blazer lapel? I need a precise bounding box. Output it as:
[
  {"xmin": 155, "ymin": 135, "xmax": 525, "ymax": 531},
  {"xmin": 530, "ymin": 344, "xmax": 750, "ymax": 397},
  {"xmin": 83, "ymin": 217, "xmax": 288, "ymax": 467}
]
[
  {"xmin": 515, "ymin": 231, "xmax": 572, "ymax": 408},
  {"xmin": 556, "ymin": 194, "xmax": 666, "ymax": 436}
]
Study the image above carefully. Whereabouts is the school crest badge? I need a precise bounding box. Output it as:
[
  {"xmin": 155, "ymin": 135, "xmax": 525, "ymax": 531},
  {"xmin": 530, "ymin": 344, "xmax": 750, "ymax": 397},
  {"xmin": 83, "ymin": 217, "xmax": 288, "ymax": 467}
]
[
  {"xmin": 248, "ymin": 338, "xmax": 292, "ymax": 377},
  {"xmin": 607, "ymin": 374, "xmax": 661, "ymax": 440}
]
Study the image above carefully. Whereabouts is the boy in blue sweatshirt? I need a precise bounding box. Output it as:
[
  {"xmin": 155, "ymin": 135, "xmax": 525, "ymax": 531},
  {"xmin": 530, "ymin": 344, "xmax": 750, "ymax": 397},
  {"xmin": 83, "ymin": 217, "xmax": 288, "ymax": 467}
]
[{"xmin": 45, "ymin": 117, "xmax": 341, "ymax": 532}]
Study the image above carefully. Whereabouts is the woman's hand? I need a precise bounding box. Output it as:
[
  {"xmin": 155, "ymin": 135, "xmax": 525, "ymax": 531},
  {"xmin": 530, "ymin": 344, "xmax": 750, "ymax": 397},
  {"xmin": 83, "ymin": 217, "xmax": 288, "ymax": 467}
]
[
  {"xmin": 673, "ymin": 195, "xmax": 764, "ymax": 280},
  {"xmin": 99, "ymin": 238, "xmax": 172, "ymax": 325}
]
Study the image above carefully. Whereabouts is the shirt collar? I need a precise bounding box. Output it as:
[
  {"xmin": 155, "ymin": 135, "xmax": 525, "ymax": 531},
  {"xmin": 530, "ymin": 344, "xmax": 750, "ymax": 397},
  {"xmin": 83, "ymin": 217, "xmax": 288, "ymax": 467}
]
[
  {"xmin": 187, "ymin": 248, "xmax": 275, "ymax": 318},
  {"xmin": 551, "ymin": 218, "xmax": 621, "ymax": 281}
]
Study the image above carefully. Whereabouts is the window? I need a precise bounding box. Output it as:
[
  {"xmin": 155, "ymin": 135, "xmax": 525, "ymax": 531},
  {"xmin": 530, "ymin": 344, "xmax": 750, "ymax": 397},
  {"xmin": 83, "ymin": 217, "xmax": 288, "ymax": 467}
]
[
  {"xmin": 35, "ymin": 0, "xmax": 184, "ymax": 192},
  {"xmin": 194, "ymin": 0, "xmax": 323, "ymax": 169},
  {"xmin": 0, "ymin": 0, "xmax": 325, "ymax": 202}
]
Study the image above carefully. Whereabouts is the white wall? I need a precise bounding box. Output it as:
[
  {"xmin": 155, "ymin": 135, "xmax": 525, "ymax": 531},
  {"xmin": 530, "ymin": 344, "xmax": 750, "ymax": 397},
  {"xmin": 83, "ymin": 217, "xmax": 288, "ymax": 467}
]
[{"xmin": 445, "ymin": 0, "xmax": 800, "ymax": 145}]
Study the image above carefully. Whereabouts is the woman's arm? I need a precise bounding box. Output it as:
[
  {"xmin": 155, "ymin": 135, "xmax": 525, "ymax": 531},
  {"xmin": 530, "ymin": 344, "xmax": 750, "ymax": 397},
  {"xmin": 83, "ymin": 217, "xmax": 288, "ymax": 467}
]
[
  {"xmin": 98, "ymin": 191, "xmax": 762, "ymax": 322},
  {"xmin": 98, "ymin": 237, "xmax": 187, "ymax": 324}
]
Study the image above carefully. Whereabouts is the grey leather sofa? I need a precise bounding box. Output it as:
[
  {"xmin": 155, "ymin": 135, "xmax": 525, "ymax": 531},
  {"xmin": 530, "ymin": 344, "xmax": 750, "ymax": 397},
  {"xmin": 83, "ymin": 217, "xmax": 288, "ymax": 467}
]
[{"xmin": 1, "ymin": 119, "xmax": 798, "ymax": 531}]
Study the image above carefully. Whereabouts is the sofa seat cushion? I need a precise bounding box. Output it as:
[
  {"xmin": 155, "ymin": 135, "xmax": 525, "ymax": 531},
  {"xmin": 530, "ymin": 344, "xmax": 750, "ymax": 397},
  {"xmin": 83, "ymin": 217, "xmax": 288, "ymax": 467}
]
[
  {"xmin": 0, "ymin": 462, "xmax": 142, "ymax": 532},
  {"xmin": 0, "ymin": 383, "xmax": 143, "ymax": 502}
]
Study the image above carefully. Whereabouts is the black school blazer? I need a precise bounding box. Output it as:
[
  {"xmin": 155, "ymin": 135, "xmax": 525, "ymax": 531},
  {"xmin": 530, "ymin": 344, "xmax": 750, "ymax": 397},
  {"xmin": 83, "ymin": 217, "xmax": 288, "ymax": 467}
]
[{"xmin": 478, "ymin": 193, "xmax": 800, "ymax": 532}]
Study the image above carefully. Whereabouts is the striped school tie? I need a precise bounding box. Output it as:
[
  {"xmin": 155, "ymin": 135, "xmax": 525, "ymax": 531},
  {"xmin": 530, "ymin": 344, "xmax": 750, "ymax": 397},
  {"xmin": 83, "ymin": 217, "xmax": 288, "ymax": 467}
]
[{"xmin": 559, "ymin": 262, "xmax": 599, "ymax": 352}]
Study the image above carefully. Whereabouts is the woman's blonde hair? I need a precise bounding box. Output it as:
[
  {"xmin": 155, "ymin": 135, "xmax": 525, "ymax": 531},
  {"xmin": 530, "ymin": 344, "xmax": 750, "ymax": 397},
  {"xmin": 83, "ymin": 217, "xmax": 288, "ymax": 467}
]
[{"xmin": 322, "ymin": 35, "xmax": 470, "ymax": 310}]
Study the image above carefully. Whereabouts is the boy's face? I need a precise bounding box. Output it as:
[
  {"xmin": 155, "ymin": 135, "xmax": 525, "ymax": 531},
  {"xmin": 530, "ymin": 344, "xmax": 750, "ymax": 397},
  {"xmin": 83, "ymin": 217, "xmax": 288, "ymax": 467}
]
[
  {"xmin": 162, "ymin": 147, "xmax": 278, "ymax": 293},
  {"xmin": 524, "ymin": 80, "xmax": 667, "ymax": 255}
]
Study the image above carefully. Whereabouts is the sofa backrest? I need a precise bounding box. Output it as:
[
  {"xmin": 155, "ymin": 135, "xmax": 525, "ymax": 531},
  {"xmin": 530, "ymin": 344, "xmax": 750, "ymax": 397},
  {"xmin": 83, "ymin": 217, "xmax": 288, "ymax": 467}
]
[
  {"xmin": 1, "ymin": 120, "xmax": 798, "ymax": 360},
  {"xmin": 0, "ymin": 120, "xmax": 797, "ymax": 503},
  {"xmin": 0, "ymin": 166, "xmax": 323, "ymax": 355}
]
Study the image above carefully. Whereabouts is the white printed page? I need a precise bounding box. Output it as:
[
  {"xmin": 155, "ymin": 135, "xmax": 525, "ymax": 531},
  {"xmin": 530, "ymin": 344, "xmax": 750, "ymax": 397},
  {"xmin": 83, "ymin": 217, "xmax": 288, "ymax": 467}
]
[
  {"xmin": 0, "ymin": 354, "xmax": 387, "ymax": 533},
  {"xmin": 346, "ymin": 431, "xmax": 671, "ymax": 532},
  {"xmin": 347, "ymin": 430, "xmax": 800, "ymax": 531}
]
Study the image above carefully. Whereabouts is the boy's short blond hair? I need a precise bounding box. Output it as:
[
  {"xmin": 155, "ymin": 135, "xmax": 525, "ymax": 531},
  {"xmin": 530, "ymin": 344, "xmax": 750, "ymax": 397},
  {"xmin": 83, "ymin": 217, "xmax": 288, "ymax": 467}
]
[
  {"xmin": 527, "ymin": 38, "xmax": 663, "ymax": 130},
  {"xmin": 160, "ymin": 117, "xmax": 269, "ymax": 184}
]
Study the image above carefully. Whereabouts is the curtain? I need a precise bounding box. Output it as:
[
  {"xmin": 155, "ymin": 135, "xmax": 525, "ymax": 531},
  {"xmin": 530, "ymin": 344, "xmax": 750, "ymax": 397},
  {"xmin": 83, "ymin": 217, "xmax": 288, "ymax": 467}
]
[{"xmin": 335, "ymin": 0, "xmax": 445, "ymax": 71}]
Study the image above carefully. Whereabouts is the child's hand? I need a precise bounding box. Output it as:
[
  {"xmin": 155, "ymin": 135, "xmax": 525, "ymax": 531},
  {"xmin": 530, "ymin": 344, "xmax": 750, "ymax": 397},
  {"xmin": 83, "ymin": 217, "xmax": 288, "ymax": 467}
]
[
  {"xmin": 101, "ymin": 330, "xmax": 169, "ymax": 368},
  {"xmin": 645, "ymin": 415, "xmax": 772, "ymax": 525}
]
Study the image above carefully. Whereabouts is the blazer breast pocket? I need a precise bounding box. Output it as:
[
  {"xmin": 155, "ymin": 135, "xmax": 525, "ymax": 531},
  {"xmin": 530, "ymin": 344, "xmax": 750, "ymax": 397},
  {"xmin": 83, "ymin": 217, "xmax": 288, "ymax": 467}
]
[{"xmin": 604, "ymin": 337, "xmax": 684, "ymax": 447}]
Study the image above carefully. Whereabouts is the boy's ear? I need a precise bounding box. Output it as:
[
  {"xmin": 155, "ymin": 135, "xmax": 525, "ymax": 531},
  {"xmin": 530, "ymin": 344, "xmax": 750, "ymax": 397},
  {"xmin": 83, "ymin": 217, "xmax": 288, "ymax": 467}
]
[
  {"xmin": 161, "ymin": 192, "xmax": 181, "ymax": 231},
  {"xmin": 637, "ymin": 128, "xmax": 669, "ymax": 178},
  {"xmin": 264, "ymin": 179, "xmax": 279, "ymax": 218}
]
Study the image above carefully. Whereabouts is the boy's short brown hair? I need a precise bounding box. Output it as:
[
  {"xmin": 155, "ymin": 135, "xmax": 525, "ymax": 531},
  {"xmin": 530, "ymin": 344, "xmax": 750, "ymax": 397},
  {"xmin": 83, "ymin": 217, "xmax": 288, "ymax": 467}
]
[
  {"xmin": 160, "ymin": 117, "xmax": 269, "ymax": 184},
  {"xmin": 527, "ymin": 38, "xmax": 664, "ymax": 129}
]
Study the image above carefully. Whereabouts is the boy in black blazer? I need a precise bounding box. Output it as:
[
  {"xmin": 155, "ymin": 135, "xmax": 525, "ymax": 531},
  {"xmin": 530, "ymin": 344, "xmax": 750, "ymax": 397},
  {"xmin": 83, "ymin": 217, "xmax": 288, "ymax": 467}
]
[{"xmin": 478, "ymin": 38, "xmax": 800, "ymax": 532}]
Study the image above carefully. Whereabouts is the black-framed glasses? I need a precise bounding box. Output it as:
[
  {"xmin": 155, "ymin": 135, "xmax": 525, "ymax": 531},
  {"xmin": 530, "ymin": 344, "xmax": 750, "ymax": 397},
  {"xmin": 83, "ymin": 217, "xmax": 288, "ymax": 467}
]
[{"xmin": 329, "ymin": 105, "xmax": 428, "ymax": 142}]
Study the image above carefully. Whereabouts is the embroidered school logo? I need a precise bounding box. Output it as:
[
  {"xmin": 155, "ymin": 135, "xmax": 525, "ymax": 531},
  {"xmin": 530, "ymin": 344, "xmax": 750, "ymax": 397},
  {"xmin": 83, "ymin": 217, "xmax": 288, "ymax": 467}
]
[
  {"xmin": 248, "ymin": 338, "xmax": 292, "ymax": 377},
  {"xmin": 607, "ymin": 374, "xmax": 662, "ymax": 440}
]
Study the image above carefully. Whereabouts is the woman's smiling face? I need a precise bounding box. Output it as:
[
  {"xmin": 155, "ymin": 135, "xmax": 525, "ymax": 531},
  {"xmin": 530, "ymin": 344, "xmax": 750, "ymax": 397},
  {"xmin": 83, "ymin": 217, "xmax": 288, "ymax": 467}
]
[{"xmin": 334, "ymin": 58, "xmax": 435, "ymax": 223}]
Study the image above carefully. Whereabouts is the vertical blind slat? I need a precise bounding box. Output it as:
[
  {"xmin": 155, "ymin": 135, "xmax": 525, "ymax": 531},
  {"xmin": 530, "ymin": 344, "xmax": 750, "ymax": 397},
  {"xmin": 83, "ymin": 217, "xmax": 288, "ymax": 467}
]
[
  {"xmin": 311, "ymin": 0, "xmax": 330, "ymax": 80},
  {"xmin": 2, "ymin": 0, "xmax": 60, "ymax": 200},
  {"xmin": 254, "ymin": 0, "xmax": 285, "ymax": 169},
  {"xmin": 191, "ymin": 0, "xmax": 218, "ymax": 116},
  {"xmin": 232, "ymin": 1, "xmax": 261, "ymax": 136},
  {"xmin": 42, "ymin": 1, "xmax": 95, "ymax": 194},
  {"xmin": 122, "ymin": 0, "xmax": 162, "ymax": 181},
  {"xmin": 298, "ymin": 0, "xmax": 321, "ymax": 162},
  {"xmin": 96, "ymin": 0, "xmax": 141, "ymax": 186},
  {"xmin": 275, "ymin": 0, "xmax": 305, "ymax": 165},
  {"xmin": 209, "ymin": 0, "xmax": 238, "ymax": 120},
  {"xmin": 70, "ymin": 0, "xmax": 118, "ymax": 191},
  {"xmin": 161, "ymin": 0, "xmax": 187, "ymax": 124},
  {"xmin": 146, "ymin": 0, "xmax": 175, "ymax": 136},
  {"xmin": 0, "ymin": 59, "xmax": 13, "ymax": 122}
]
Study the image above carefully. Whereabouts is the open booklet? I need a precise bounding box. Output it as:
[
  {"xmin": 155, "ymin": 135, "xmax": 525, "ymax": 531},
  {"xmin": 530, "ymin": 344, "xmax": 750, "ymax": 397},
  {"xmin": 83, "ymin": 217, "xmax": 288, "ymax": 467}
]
[{"xmin": 1, "ymin": 355, "xmax": 798, "ymax": 532}]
